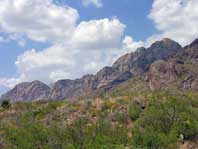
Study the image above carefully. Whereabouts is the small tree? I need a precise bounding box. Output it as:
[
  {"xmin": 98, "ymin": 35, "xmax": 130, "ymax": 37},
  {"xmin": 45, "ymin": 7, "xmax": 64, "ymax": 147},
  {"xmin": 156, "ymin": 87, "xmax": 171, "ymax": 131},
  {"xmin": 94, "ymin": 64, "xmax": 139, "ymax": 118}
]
[{"xmin": 1, "ymin": 100, "xmax": 11, "ymax": 109}]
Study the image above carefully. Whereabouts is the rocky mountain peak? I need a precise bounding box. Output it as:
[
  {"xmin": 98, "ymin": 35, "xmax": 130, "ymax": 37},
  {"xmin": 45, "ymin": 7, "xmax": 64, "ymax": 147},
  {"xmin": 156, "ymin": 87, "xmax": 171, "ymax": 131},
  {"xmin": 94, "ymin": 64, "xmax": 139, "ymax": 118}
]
[
  {"xmin": 1, "ymin": 81, "xmax": 50, "ymax": 102},
  {"xmin": 112, "ymin": 38, "xmax": 182, "ymax": 76},
  {"xmin": 149, "ymin": 38, "xmax": 182, "ymax": 50},
  {"xmin": 162, "ymin": 38, "xmax": 176, "ymax": 43}
]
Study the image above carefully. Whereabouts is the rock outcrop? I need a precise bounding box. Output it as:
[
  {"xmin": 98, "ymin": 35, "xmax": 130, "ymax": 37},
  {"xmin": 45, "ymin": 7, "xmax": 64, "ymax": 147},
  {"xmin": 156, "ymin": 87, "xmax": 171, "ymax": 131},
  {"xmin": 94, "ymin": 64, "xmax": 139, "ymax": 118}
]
[
  {"xmin": 148, "ymin": 59, "xmax": 198, "ymax": 91},
  {"xmin": 149, "ymin": 38, "xmax": 198, "ymax": 91},
  {"xmin": 183, "ymin": 38, "xmax": 198, "ymax": 61},
  {"xmin": 148, "ymin": 60, "xmax": 187, "ymax": 90}
]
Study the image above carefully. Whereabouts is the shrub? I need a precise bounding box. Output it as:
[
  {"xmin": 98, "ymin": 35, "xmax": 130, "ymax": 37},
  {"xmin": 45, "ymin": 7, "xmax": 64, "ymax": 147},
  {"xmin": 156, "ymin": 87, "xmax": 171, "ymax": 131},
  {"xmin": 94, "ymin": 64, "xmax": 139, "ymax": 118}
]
[
  {"xmin": 132, "ymin": 127, "xmax": 177, "ymax": 149},
  {"xmin": 177, "ymin": 120, "xmax": 198, "ymax": 140},
  {"xmin": 1, "ymin": 100, "xmax": 11, "ymax": 109},
  {"xmin": 128, "ymin": 103, "xmax": 142, "ymax": 121},
  {"xmin": 113, "ymin": 112, "xmax": 129, "ymax": 124},
  {"xmin": 131, "ymin": 94, "xmax": 198, "ymax": 148},
  {"xmin": 101, "ymin": 100, "xmax": 114, "ymax": 112}
]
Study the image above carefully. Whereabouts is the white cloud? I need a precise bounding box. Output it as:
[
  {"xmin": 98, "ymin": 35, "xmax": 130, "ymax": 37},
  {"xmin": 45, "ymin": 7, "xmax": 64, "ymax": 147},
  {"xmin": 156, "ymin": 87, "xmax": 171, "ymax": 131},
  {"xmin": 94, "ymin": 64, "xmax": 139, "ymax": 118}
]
[
  {"xmin": 1, "ymin": 18, "xmax": 142, "ymax": 88},
  {"xmin": 122, "ymin": 36, "xmax": 144, "ymax": 52},
  {"xmin": 149, "ymin": 0, "xmax": 198, "ymax": 46},
  {"xmin": 82, "ymin": 0, "xmax": 102, "ymax": 8},
  {"xmin": 0, "ymin": 78, "xmax": 6, "ymax": 87},
  {"xmin": 71, "ymin": 18, "xmax": 126, "ymax": 50},
  {"xmin": 7, "ymin": 45, "xmax": 121, "ymax": 87},
  {"xmin": 0, "ymin": 0, "xmax": 79, "ymax": 42},
  {"xmin": 0, "ymin": 78, "xmax": 21, "ymax": 88}
]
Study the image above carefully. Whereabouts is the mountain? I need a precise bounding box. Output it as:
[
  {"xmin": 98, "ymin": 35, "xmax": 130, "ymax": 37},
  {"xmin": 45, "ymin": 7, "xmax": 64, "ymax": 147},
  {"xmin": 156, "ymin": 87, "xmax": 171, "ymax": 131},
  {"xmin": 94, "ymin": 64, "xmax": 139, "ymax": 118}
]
[
  {"xmin": 1, "ymin": 38, "xmax": 198, "ymax": 102},
  {"xmin": 149, "ymin": 38, "xmax": 198, "ymax": 91},
  {"xmin": 112, "ymin": 38, "xmax": 182, "ymax": 75},
  {"xmin": 1, "ymin": 81, "xmax": 50, "ymax": 102},
  {"xmin": 49, "ymin": 75, "xmax": 96, "ymax": 100}
]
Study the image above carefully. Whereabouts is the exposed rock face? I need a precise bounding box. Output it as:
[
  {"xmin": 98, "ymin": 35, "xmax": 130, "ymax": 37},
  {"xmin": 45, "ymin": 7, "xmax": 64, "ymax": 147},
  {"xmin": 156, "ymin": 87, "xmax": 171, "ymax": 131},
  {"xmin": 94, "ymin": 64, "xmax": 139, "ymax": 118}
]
[
  {"xmin": 49, "ymin": 68, "xmax": 133, "ymax": 100},
  {"xmin": 183, "ymin": 38, "xmax": 198, "ymax": 60},
  {"xmin": 95, "ymin": 67, "xmax": 133, "ymax": 89},
  {"xmin": 145, "ymin": 39, "xmax": 198, "ymax": 91},
  {"xmin": 148, "ymin": 39, "xmax": 198, "ymax": 91},
  {"xmin": 49, "ymin": 75, "xmax": 96, "ymax": 100},
  {"xmin": 148, "ymin": 60, "xmax": 187, "ymax": 90},
  {"xmin": 113, "ymin": 38, "xmax": 182, "ymax": 76},
  {"xmin": 2, "ymin": 38, "xmax": 198, "ymax": 102},
  {"xmin": 183, "ymin": 74, "xmax": 198, "ymax": 90},
  {"xmin": 149, "ymin": 60, "xmax": 198, "ymax": 91},
  {"xmin": 1, "ymin": 81, "xmax": 50, "ymax": 102}
]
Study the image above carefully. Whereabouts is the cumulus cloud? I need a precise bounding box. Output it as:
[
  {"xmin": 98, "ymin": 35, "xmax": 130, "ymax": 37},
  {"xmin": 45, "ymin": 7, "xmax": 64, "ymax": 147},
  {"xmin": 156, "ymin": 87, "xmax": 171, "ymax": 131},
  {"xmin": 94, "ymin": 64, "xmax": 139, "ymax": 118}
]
[
  {"xmin": 0, "ymin": 0, "xmax": 79, "ymax": 42},
  {"xmin": 14, "ymin": 44, "xmax": 122, "ymax": 83},
  {"xmin": 1, "ymin": 17, "xmax": 142, "ymax": 88},
  {"xmin": 70, "ymin": 18, "xmax": 126, "ymax": 50},
  {"xmin": 122, "ymin": 36, "xmax": 144, "ymax": 52},
  {"xmin": 82, "ymin": 0, "xmax": 103, "ymax": 8},
  {"xmin": 149, "ymin": 0, "xmax": 198, "ymax": 46}
]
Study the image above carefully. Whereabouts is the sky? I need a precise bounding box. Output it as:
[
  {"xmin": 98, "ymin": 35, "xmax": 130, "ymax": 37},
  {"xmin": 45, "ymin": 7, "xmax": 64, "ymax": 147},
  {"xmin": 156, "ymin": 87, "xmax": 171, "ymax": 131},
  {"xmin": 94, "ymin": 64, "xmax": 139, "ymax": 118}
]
[{"xmin": 0, "ymin": 0, "xmax": 198, "ymax": 94}]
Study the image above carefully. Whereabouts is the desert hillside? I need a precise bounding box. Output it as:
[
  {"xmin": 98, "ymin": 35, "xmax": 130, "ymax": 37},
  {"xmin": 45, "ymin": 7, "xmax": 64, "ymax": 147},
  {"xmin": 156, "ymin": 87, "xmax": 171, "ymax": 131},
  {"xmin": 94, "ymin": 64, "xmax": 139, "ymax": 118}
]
[{"xmin": 1, "ymin": 85, "xmax": 198, "ymax": 148}]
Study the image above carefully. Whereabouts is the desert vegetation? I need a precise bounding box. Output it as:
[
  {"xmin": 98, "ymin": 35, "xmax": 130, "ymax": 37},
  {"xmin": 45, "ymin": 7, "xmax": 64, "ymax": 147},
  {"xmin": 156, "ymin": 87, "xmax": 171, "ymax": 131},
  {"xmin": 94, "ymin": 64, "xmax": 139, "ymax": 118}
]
[{"xmin": 0, "ymin": 90, "xmax": 197, "ymax": 148}]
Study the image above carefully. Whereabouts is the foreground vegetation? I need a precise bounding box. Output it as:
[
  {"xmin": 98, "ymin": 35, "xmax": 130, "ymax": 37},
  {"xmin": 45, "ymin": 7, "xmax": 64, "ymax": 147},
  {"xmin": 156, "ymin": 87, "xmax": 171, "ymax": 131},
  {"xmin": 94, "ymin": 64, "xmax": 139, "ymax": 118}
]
[{"xmin": 0, "ymin": 90, "xmax": 198, "ymax": 148}]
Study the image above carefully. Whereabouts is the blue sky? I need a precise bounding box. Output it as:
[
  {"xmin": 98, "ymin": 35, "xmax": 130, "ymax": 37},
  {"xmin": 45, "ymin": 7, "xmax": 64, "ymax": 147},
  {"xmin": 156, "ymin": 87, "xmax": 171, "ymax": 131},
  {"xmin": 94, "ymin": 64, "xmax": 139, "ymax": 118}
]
[
  {"xmin": 0, "ymin": 0, "xmax": 197, "ymax": 94},
  {"xmin": 64, "ymin": 0, "xmax": 156, "ymax": 39}
]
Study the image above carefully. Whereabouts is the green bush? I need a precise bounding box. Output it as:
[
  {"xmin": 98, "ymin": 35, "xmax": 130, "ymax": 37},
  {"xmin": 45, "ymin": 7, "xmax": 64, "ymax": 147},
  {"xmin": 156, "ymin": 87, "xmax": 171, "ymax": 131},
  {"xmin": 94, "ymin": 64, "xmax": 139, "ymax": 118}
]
[
  {"xmin": 4, "ymin": 123, "xmax": 48, "ymax": 148},
  {"xmin": 113, "ymin": 112, "xmax": 129, "ymax": 124},
  {"xmin": 132, "ymin": 127, "xmax": 177, "ymax": 149},
  {"xmin": 131, "ymin": 95, "xmax": 198, "ymax": 148},
  {"xmin": 128, "ymin": 103, "xmax": 142, "ymax": 121},
  {"xmin": 177, "ymin": 120, "xmax": 198, "ymax": 140},
  {"xmin": 1, "ymin": 100, "xmax": 11, "ymax": 109}
]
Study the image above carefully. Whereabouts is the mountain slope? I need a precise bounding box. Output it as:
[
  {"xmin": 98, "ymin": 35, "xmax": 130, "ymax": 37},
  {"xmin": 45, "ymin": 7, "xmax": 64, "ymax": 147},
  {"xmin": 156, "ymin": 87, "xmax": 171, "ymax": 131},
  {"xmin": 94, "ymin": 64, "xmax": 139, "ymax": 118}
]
[{"xmin": 2, "ymin": 38, "xmax": 197, "ymax": 102}]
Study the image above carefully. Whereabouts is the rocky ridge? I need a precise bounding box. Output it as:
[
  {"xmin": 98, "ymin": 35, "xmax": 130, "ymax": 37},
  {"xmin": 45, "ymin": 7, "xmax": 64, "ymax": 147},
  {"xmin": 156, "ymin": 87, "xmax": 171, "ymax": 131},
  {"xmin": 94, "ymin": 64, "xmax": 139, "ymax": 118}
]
[{"xmin": 1, "ymin": 38, "xmax": 198, "ymax": 102}]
